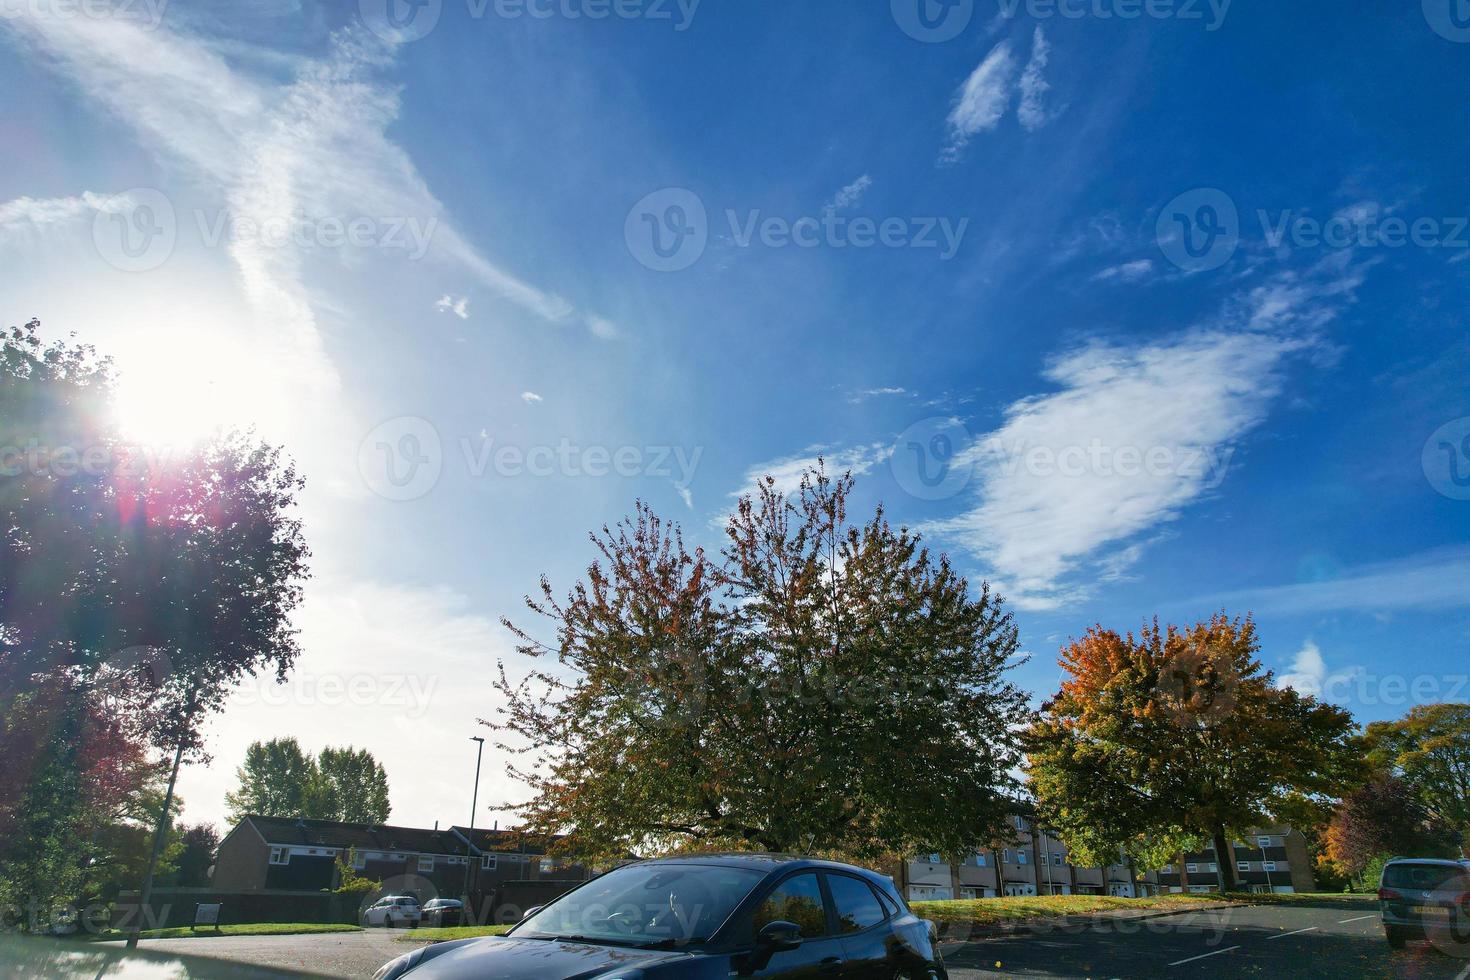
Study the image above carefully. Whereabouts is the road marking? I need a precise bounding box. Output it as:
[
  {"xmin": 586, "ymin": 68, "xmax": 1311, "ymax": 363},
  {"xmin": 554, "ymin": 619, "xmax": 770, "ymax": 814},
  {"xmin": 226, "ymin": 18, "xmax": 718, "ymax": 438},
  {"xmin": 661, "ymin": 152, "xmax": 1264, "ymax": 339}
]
[
  {"xmin": 1337, "ymin": 914, "xmax": 1376, "ymax": 924},
  {"xmin": 1267, "ymin": 926, "xmax": 1318, "ymax": 940},
  {"xmin": 1168, "ymin": 945, "xmax": 1240, "ymax": 966}
]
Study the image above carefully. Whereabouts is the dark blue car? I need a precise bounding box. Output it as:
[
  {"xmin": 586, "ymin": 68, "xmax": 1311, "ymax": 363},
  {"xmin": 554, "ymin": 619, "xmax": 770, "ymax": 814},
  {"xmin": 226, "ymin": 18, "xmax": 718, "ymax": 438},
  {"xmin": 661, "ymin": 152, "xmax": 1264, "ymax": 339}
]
[{"xmin": 372, "ymin": 853, "xmax": 947, "ymax": 979}]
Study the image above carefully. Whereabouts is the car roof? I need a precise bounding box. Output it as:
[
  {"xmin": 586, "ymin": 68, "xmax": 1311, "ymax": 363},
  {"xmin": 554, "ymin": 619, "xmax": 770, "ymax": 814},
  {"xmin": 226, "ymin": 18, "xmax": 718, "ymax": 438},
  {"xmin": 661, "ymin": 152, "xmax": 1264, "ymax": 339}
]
[
  {"xmin": 1384, "ymin": 858, "xmax": 1470, "ymax": 867},
  {"xmin": 621, "ymin": 853, "xmax": 888, "ymax": 880}
]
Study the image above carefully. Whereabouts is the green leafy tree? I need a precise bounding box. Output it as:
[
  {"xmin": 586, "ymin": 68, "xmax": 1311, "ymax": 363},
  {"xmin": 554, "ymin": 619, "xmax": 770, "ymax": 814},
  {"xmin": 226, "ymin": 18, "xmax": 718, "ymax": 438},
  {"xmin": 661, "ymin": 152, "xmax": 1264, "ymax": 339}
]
[
  {"xmin": 225, "ymin": 740, "xmax": 391, "ymax": 824},
  {"xmin": 225, "ymin": 737, "xmax": 327, "ymax": 821},
  {"xmin": 333, "ymin": 848, "xmax": 381, "ymax": 896},
  {"xmin": 1362, "ymin": 703, "xmax": 1470, "ymax": 848},
  {"xmin": 1026, "ymin": 615, "xmax": 1358, "ymax": 891},
  {"xmin": 318, "ymin": 746, "xmax": 391, "ymax": 824},
  {"xmin": 168, "ymin": 824, "xmax": 220, "ymax": 888},
  {"xmin": 494, "ymin": 465, "xmax": 1030, "ymax": 860}
]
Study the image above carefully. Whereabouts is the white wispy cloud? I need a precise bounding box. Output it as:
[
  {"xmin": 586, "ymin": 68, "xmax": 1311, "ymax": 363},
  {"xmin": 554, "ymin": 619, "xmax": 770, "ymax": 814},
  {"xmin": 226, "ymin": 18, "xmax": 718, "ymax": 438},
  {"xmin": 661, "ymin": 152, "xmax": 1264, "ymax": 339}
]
[
  {"xmin": 2, "ymin": 11, "xmax": 591, "ymax": 389},
  {"xmin": 931, "ymin": 260, "xmax": 1368, "ymax": 609},
  {"xmin": 943, "ymin": 41, "xmax": 1018, "ymax": 162},
  {"xmin": 585, "ymin": 313, "xmax": 620, "ymax": 340},
  {"xmin": 520, "ymin": 391, "xmax": 543, "ymax": 404},
  {"xmin": 435, "ymin": 294, "xmax": 470, "ymax": 319},
  {"xmin": 0, "ymin": 191, "xmax": 117, "ymax": 238},
  {"xmin": 1204, "ymin": 547, "xmax": 1470, "ymax": 616},
  {"xmin": 736, "ymin": 443, "xmax": 894, "ymax": 499},
  {"xmin": 1092, "ymin": 259, "xmax": 1155, "ymax": 283},
  {"xmin": 848, "ymin": 386, "xmax": 909, "ymax": 404},
  {"xmin": 1017, "ymin": 27, "xmax": 1052, "ymax": 132},
  {"xmin": 942, "ymin": 29, "xmax": 1056, "ymax": 161},
  {"xmin": 675, "ymin": 484, "xmax": 694, "ymax": 509},
  {"xmin": 826, "ymin": 175, "xmax": 873, "ymax": 214}
]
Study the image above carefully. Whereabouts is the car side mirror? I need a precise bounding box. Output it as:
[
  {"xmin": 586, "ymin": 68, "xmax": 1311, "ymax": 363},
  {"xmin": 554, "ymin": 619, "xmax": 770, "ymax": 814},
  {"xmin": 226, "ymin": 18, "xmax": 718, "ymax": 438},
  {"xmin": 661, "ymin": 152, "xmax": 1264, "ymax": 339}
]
[
  {"xmin": 520, "ymin": 906, "xmax": 542, "ymax": 921},
  {"xmin": 741, "ymin": 921, "xmax": 803, "ymax": 974}
]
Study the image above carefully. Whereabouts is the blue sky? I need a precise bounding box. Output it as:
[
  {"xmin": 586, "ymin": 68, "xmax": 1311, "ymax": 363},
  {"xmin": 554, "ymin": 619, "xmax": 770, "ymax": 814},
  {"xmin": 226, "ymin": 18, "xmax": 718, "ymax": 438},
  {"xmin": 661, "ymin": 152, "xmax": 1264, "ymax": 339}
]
[{"xmin": 3, "ymin": 0, "xmax": 1468, "ymax": 830}]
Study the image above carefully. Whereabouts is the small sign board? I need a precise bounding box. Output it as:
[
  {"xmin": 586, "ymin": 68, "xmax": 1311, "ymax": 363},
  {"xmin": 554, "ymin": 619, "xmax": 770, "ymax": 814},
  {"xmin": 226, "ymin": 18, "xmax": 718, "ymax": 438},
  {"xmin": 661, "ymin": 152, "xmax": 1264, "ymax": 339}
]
[{"xmin": 193, "ymin": 903, "xmax": 222, "ymax": 931}]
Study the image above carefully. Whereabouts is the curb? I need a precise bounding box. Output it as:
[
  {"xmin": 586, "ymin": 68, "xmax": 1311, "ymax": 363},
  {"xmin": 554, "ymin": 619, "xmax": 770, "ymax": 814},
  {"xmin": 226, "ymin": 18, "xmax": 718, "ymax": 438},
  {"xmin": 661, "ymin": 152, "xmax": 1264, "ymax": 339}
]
[{"xmin": 933, "ymin": 902, "xmax": 1240, "ymax": 944}]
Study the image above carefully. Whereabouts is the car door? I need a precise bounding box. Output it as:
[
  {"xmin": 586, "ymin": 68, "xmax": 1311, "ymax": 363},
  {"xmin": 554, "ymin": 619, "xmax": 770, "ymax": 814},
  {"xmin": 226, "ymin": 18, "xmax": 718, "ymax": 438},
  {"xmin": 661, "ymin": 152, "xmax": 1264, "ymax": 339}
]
[
  {"xmin": 825, "ymin": 873, "xmax": 898, "ymax": 979},
  {"xmin": 746, "ymin": 871, "xmax": 847, "ymax": 978}
]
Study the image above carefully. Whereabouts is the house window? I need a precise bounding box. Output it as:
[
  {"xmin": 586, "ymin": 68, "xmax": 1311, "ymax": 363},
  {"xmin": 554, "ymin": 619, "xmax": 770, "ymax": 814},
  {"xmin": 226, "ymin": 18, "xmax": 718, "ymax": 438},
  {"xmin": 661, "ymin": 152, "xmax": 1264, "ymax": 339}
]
[
  {"xmin": 1263, "ymin": 861, "xmax": 1277, "ymax": 872},
  {"xmin": 1001, "ymin": 850, "xmax": 1012, "ymax": 864},
  {"xmin": 1186, "ymin": 864, "xmax": 1199, "ymax": 873},
  {"xmin": 418, "ymin": 855, "xmax": 434, "ymax": 872},
  {"xmin": 269, "ymin": 847, "xmax": 289, "ymax": 866},
  {"xmin": 1207, "ymin": 863, "xmax": 1218, "ymax": 873},
  {"xmin": 1014, "ymin": 816, "xmax": 1027, "ymax": 831},
  {"xmin": 1237, "ymin": 862, "xmax": 1250, "ymax": 872},
  {"xmin": 352, "ymin": 851, "xmax": 367, "ymax": 870},
  {"xmin": 974, "ymin": 854, "xmax": 987, "ymax": 867},
  {"xmin": 1053, "ymin": 853, "xmax": 1063, "ymax": 867},
  {"xmin": 1257, "ymin": 836, "xmax": 1273, "ymax": 848},
  {"xmin": 926, "ymin": 853, "xmax": 942, "ymax": 865},
  {"xmin": 539, "ymin": 858, "xmax": 555, "ymax": 874},
  {"xmin": 1017, "ymin": 852, "xmax": 1028, "ymax": 865},
  {"xmin": 481, "ymin": 854, "xmax": 497, "ymax": 870}
]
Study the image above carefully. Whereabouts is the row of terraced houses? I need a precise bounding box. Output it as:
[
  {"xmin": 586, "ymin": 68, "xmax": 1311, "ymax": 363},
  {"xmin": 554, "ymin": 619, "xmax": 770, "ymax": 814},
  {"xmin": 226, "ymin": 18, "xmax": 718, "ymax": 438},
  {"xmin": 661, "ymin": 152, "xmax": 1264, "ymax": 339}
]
[{"xmin": 896, "ymin": 814, "xmax": 1315, "ymax": 902}]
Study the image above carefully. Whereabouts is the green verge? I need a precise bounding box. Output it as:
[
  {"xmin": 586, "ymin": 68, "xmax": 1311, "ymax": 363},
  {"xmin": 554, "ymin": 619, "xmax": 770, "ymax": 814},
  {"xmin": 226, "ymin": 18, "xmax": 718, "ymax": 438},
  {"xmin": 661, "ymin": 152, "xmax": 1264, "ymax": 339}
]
[
  {"xmin": 89, "ymin": 923, "xmax": 363, "ymax": 941},
  {"xmin": 395, "ymin": 924, "xmax": 515, "ymax": 943},
  {"xmin": 909, "ymin": 893, "xmax": 1232, "ymax": 926}
]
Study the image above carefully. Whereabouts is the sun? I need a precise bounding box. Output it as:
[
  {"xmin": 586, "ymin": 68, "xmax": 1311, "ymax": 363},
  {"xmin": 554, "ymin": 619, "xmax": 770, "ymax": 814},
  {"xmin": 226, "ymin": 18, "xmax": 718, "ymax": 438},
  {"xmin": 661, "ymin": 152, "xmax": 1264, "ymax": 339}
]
[{"xmin": 111, "ymin": 330, "xmax": 269, "ymax": 450}]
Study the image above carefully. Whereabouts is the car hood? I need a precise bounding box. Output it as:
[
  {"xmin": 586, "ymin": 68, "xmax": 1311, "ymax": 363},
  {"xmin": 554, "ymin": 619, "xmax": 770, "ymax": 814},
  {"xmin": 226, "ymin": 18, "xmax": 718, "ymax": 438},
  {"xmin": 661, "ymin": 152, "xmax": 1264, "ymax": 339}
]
[{"xmin": 407, "ymin": 936, "xmax": 690, "ymax": 979}]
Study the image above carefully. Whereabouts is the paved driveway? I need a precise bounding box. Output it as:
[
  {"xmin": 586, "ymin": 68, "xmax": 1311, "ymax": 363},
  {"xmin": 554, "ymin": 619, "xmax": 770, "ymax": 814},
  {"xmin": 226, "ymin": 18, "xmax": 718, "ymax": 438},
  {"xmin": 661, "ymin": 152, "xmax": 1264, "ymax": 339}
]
[{"xmin": 103, "ymin": 927, "xmax": 418, "ymax": 978}]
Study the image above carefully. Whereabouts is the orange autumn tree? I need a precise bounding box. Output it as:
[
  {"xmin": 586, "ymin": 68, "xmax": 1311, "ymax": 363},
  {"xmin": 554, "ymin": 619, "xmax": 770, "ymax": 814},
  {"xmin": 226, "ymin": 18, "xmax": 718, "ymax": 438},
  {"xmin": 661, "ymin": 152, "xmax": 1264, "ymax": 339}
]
[{"xmin": 1026, "ymin": 615, "xmax": 1358, "ymax": 891}]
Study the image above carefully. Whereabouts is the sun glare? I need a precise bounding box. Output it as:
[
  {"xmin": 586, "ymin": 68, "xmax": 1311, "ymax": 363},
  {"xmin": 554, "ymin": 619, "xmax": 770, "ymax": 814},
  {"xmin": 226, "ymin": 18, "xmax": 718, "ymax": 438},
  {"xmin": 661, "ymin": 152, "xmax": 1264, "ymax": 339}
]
[{"xmin": 111, "ymin": 332, "xmax": 268, "ymax": 450}]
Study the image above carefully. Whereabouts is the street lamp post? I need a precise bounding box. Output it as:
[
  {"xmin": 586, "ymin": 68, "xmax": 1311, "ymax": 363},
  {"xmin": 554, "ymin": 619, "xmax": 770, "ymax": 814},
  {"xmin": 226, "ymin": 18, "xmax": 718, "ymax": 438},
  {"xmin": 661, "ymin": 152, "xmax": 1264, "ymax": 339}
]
[{"xmin": 464, "ymin": 737, "xmax": 485, "ymax": 905}]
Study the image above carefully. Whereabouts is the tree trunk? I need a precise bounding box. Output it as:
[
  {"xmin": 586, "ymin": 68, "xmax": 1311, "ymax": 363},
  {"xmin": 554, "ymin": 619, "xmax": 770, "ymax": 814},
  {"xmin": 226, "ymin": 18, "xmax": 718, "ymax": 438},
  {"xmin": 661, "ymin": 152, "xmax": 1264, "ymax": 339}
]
[{"xmin": 1213, "ymin": 826, "xmax": 1237, "ymax": 892}]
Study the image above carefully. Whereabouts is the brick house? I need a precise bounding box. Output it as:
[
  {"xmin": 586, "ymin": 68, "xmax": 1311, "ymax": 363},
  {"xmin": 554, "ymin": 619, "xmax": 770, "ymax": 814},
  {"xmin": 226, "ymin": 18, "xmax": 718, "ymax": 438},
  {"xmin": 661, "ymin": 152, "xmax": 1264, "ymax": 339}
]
[{"xmin": 212, "ymin": 815, "xmax": 595, "ymax": 905}]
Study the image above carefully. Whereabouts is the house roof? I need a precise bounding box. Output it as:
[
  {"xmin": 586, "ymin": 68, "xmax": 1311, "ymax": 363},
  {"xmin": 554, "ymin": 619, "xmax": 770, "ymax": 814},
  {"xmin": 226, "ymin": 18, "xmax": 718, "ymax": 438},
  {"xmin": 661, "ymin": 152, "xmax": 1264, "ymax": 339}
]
[
  {"xmin": 450, "ymin": 826, "xmax": 558, "ymax": 857},
  {"xmin": 245, "ymin": 815, "xmax": 472, "ymax": 857}
]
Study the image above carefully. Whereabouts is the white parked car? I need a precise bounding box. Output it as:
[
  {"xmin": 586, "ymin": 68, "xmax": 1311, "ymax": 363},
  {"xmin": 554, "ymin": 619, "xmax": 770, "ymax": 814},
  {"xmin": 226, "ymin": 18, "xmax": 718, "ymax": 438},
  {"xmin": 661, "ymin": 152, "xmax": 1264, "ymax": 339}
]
[{"xmin": 363, "ymin": 895, "xmax": 422, "ymax": 928}]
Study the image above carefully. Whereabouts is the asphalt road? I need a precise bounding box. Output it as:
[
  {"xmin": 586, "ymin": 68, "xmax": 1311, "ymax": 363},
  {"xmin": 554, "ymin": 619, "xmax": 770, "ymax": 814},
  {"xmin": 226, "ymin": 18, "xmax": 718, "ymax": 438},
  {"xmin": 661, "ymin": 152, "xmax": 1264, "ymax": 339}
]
[{"xmin": 943, "ymin": 898, "xmax": 1470, "ymax": 979}]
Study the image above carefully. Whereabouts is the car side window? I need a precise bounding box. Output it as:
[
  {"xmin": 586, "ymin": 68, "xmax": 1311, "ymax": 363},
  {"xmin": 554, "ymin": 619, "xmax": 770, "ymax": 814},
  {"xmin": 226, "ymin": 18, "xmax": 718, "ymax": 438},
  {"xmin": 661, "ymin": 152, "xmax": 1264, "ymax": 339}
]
[
  {"xmin": 752, "ymin": 872, "xmax": 828, "ymax": 939},
  {"xmin": 826, "ymin": 874, "xmax": 886, "ymax": 934}
]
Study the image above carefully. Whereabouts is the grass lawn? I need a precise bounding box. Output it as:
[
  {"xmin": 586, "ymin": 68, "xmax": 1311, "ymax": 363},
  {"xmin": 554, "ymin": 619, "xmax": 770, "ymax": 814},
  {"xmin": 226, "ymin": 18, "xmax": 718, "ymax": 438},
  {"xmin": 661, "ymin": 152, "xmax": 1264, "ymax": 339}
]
[
  {"xmin": 90, "ymin": 923, "xmax": 363, "ymax": 941},
  {"xmin": 396, "ymin": 924, "xmax": 515, "ymax": 943},
  {"xmin": 910, "ymin": 893, "xmax": 1231, "ymax": 926}
]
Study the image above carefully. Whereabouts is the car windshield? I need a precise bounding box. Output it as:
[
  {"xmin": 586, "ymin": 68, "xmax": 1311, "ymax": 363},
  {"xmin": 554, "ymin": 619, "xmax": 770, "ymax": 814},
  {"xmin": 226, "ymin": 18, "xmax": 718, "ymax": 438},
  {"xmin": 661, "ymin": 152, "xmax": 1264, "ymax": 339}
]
[
  {"xmin": 1383, "ymin": 863, "xmax": 1467, "ymax": 891},
  {"xmin": 514, "ymin": 864, "xmax": 765, "ymax": 948}
]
